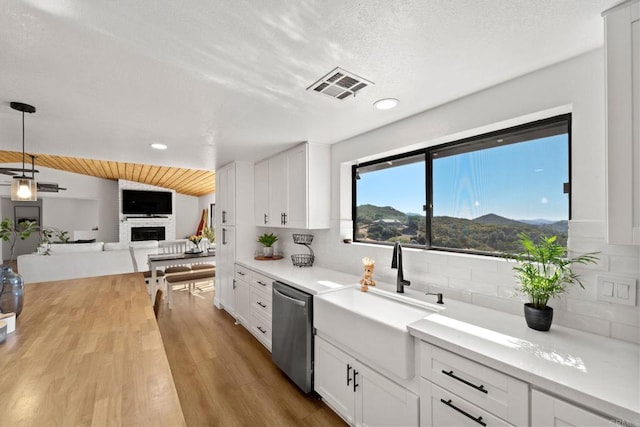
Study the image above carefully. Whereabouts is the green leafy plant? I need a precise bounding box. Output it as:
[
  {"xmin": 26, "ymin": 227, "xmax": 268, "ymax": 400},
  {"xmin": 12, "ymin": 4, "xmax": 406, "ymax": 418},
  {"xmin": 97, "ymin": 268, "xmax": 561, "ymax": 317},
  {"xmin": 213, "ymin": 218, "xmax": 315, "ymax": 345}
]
[
  {"xmin": 257, "ymin": 232, "xmax": 278, "ymax": 247},
  {"xmin": 0, "ymin": 218, "xmax": 37, "ymax": 264},
  {"xmin": 506, "ymin": 233, "xmax": 599, "ymax": 308}
]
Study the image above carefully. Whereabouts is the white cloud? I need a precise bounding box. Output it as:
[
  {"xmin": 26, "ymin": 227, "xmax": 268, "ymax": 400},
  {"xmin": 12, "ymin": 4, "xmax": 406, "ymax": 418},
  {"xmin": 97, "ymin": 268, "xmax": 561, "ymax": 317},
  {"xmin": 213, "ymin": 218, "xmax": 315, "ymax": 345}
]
[{"xmin": 540, "ymin": 197, "xmax": 548, "ymax": 204}]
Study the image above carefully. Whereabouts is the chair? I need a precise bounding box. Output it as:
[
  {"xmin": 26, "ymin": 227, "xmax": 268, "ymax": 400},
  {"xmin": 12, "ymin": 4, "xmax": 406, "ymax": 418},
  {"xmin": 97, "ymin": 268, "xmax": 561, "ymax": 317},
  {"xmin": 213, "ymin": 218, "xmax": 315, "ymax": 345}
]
[{"xmin": 158, "ymin": 239, "xmax": 192, "ymax": 275}]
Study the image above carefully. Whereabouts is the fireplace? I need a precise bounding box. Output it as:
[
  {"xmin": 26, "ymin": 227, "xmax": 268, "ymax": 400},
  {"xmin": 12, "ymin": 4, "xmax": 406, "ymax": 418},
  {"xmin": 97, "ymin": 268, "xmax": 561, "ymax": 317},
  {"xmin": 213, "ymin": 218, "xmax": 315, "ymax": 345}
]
[{"xmin": 131, "ymin": 226, "xmax": 166, "ymax": 241}]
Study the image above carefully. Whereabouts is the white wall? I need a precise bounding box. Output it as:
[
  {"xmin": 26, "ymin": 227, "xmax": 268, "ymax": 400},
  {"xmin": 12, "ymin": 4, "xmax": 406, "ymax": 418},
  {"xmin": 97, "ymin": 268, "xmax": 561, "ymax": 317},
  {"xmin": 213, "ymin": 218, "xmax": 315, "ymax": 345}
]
[
  {"xmin": 269, "ymin": 49, "xmax": 640, "ymax": 343},
  {"xmin": 175, "ymin": 193, "xmax": 201, "ymax": 239}
]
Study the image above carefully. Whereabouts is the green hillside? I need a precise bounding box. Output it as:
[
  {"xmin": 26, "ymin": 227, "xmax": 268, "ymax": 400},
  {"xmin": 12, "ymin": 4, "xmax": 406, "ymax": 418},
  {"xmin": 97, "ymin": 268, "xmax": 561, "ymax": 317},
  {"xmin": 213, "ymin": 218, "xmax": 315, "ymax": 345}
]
[{"xmin": 355, "ymin": 204, "xmax": 568, "ymax": 253}]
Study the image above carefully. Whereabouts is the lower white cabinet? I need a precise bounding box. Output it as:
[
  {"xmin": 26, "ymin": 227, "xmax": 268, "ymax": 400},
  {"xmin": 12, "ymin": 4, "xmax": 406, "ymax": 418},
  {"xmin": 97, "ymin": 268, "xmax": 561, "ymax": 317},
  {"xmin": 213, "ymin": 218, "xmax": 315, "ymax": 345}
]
[
  {"xmin": 420, "ymin": 379, "xmax": 513, "ymax": 427},
  {"xmin": 315, "ymin": 336, "xmax": 419, "ymax": 427},
  {"xmin": 531, "ymin": 390, "xmax": 617, "ymax": 427},
  {"xmin": 234, "ymin": 274, "xmax": 251, "ymax": 328},
  {"xmin": 419, "ymin": 341, "xmax": 527, "ymax": 427},
  {"xmin": 233, "ymin": 264, "xmax": 273, "ymax": 351}
]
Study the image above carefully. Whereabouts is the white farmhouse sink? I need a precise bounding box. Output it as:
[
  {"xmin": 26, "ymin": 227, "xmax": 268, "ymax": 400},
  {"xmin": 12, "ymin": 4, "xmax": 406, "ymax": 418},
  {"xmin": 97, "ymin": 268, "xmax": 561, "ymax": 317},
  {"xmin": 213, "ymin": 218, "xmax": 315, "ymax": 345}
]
[{"xmin": 314, "ymin": 286, "xmax": 441, "ymax": 379}]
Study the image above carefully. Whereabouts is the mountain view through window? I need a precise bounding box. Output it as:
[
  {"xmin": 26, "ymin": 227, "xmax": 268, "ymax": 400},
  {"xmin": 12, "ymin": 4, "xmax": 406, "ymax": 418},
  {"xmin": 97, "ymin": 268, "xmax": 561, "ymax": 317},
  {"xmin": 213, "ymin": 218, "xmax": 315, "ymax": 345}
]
[{"xmin": 354, "ymin": 116, "xmax": 570, "ymax": 255}]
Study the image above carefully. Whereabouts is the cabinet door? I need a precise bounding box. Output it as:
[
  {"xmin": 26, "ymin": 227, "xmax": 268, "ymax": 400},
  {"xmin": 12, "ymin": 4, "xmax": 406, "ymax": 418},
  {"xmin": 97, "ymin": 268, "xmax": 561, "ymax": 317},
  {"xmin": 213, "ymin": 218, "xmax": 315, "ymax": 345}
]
[
  {"xmin": 531, "ymin": 389, "xmax": 616, "ymax": 427},
  {"xmin": 218, "ymin": 227, "xmax": 236, "ymax": 314},
  {"xmin": 254, "ymin": 160, "xmax": 270, "ymax": 226},
  {"xmin": 217, "ymin": 164, "xmax": 236, "ymax": 226},
  {"xmin": 358, "ymin": 363, "xmax": 419, "ymax": 427},
  {"xmin": 285, "ymin": 144, "xmax": 308, "ymax": 229},
  {"xmin": 420, "ymin": 379, "xmax": 512, "ymax": 427},
  {"xmin": 268, "ymin": 154, "xmax": 287, "ymax": 228},
  {"xmin": 314, "ymin": 337, "xmax": 355, "ymax": 425},
  {"xmin": 604, "ymin": 1, "xmax": 640, "ymax": 244},
  {"xmin": 234, "ymin": 278, "xmax": 251, "ymax": 328}
]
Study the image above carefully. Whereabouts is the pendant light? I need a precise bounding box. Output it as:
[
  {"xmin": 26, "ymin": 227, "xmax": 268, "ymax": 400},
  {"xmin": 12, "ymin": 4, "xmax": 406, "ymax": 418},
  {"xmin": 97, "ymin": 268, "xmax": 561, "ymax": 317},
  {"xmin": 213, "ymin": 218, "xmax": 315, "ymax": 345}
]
[{"xmin": 10, "ymin": 102, "xmax": 37, "ymax": 201}]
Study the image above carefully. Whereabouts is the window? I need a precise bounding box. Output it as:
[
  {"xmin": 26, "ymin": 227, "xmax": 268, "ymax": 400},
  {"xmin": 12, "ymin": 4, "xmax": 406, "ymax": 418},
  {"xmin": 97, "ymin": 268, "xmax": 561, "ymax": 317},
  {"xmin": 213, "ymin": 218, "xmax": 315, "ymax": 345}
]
[{"xmin": 353, "ymin": 114, "xmax": 571, "ymax": 255}]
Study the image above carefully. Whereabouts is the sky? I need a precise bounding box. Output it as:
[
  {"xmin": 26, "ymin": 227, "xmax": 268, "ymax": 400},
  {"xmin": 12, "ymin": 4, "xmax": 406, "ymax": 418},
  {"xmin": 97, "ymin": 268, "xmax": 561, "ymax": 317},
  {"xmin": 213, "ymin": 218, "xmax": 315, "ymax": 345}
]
[{"xmin": 357, "ymin": 134, "xmax": 568, "ymax": 221}]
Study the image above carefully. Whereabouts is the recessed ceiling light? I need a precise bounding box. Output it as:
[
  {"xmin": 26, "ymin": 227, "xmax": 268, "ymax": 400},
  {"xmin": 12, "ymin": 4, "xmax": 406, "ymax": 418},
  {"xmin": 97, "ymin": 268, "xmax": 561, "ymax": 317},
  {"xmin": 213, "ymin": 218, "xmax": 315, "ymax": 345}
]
[
  {"xmin": 374, "ymin": 98, "xmax": 399, "ymax": 110},
  {"xmin": 150, "ymin": 143, "xmax": 167, "ymax": 150}
]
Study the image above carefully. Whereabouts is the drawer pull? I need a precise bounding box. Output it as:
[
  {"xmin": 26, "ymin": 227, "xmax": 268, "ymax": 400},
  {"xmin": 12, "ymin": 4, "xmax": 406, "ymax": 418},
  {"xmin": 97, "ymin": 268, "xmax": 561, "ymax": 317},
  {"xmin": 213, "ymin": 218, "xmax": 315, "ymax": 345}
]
[
  {"xmin": 257, "ymin": 326, "xmax": 266, "ymax": 334},
  {"xmin": 257, "ymin": 281, "xmax": 267, "ymax": 286},
  {"xmin": 257, "ymin": 301, "xmax": 267, "ymax": 308},
  {"xmin": 441, "ymin": 370, "xmax": 488, "ymax": 394},
  {"xmin": 347, "ymin": 364, "xmax": 352, "ymax": 385},
  {"xmin": 440, "ymin": 399, "xmax": 486, "ymax": 426},
  {"xmin": 238, "ymin": 271, "xmax": 245, "ymax": 276},
  {"xmin": 353, "ymin": 370, "xmax": 359, "ymax": 392}
]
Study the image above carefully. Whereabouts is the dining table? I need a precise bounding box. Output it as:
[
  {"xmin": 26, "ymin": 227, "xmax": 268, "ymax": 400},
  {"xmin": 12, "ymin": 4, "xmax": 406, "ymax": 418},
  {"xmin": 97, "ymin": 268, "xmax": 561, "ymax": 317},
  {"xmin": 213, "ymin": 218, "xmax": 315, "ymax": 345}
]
[{"xmin": 148, "ymin": 250, "xmax": 216, "ymax": 308}]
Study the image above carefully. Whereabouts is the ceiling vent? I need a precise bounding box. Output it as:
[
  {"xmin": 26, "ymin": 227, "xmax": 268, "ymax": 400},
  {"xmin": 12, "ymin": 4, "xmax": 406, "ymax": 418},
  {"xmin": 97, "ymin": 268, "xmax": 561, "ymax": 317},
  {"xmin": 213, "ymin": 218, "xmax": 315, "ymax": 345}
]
[{"xmin": 307, "ymin": 67, "xmax": 373, "ymax": 100}]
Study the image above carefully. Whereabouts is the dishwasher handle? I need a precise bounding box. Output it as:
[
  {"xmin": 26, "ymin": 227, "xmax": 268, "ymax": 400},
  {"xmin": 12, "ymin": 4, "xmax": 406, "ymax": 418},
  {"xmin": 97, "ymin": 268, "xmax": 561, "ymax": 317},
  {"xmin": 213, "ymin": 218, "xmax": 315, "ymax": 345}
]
[{"xmin": 273, "ymin": 288, "xmax": 306, "ymax": 307}]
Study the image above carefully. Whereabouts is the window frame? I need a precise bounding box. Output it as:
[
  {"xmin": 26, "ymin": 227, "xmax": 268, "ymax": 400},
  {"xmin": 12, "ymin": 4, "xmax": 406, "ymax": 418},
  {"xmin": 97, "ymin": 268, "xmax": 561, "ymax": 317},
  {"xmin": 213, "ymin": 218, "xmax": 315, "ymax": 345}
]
[{"xmin": 352, "ymin": 113, "xmax": 572, "ymax": 257}]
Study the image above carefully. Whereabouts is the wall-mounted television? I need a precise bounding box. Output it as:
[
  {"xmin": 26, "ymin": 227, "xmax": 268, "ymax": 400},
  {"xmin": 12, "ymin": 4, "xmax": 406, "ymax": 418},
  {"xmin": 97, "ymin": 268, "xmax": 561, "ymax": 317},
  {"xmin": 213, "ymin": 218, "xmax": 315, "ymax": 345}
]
[{"xmin": 122, "ymin": 189, "xmax": 172, "ymax": 215}]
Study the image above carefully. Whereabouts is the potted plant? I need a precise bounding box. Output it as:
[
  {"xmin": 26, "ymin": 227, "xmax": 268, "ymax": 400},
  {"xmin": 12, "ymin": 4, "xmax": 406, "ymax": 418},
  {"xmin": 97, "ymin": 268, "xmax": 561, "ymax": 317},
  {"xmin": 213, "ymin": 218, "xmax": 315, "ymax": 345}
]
[
  {"xmin": 507, "ymin": 233, "xmax": 598, "ymax": 331},
  {"xmin": 0, "ymin": 218, "xmax": 37, "ymax": 317},
  {"xmin": 257, "ymin": 232, "xmax": 278, "ymax": 258}
]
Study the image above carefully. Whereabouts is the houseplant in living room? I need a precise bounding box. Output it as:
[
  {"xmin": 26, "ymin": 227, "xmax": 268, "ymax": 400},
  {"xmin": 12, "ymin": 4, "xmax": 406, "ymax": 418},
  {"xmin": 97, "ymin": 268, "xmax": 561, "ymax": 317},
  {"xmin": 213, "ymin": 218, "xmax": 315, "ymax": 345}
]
[
  {"xmin": 0, "ymin": 218, "xmax": 37, "ymax": 317},
  {"xmin": 257, "ymin": 232, "xmax": 278, "ymax": 258},
  {"xmin": 507, "ymin": 233, "xmax": 599, "ymax": 331}
]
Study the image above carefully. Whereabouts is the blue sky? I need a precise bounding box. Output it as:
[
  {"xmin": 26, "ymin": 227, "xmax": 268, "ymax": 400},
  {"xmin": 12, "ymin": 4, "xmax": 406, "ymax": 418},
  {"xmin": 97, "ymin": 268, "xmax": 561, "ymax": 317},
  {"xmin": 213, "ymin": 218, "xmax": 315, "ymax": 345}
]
[{"xmin": 357, "ymin": 134, "xmax": 568, "ymax": 221}]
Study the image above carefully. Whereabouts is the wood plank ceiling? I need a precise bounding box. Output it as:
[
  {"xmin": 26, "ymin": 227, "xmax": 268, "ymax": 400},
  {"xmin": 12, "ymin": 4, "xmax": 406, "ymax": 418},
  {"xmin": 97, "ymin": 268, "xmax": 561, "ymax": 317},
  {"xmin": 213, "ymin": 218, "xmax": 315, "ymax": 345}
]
[{"xmin": 0, "ymin": 150, "xmax": 215, "ymax": 197}]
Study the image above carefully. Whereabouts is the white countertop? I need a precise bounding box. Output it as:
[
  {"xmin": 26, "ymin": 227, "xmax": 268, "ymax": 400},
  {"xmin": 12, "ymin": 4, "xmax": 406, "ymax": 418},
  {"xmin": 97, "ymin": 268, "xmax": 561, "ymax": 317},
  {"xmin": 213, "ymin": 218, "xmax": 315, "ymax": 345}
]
[
  {"xmin": 236, "ymin": 258, "xmax": 640, "ymax": 424},
  {"xmin": 236, "ymin": 258, "xmax": 359, "ymax": 295},
  {"xmin": 407, "ymin": 298, "xmax": 640, "ymax": 425}
]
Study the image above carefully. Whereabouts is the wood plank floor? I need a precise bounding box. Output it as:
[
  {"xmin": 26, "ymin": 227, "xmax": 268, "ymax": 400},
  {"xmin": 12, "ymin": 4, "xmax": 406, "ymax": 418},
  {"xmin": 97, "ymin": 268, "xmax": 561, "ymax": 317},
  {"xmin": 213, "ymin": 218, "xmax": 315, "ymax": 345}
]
[{"xmin": 157, "ymin": 283, "xmax": 347, "ymax": 427}]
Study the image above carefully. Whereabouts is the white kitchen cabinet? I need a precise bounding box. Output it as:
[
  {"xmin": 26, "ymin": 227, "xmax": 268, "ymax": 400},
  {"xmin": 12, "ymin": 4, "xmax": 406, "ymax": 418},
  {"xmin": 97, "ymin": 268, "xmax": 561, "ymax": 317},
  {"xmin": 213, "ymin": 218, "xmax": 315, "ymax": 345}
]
[
  {"xmin": 216, "ymin": 163, "xmax": 236, "ymax": 227},
  {"xmin": 255, "ymin": 142, "xmax": 330, "ymax": 229},
  {"xmin": 604, "ymin": 0, "xmax": 640, "ymax": 244},
  {"xmin": 419, "ymin": 341, "xmax": 527, "ymax": 427},
  {"xmin": 531, "ymin": 389, "xmax": 616, "ymax": 427},
  {"xmin": 420, "ymin": 380, "xmax": 512, "ymax": 427},
  {"xmin": 218, "ymin": 226, "xmax": 236, "ymax": 314},
  {"xmin": 214, "ymin": 161, "xmax": 254, "ymax": 312},
  {"xmin": 315, "ymin": 336, "xmax": 419, "ymax": 427},
  {"xmin": 232, "ymin": 263, "xmax": 273, "ymax": 351},
  {"xmin": 234, "ymin": 268, "xmax": 251, "ymax": 328},
  {"xmin": 254, "ymin": 159, "xmax": 270, "ymax": 226}
]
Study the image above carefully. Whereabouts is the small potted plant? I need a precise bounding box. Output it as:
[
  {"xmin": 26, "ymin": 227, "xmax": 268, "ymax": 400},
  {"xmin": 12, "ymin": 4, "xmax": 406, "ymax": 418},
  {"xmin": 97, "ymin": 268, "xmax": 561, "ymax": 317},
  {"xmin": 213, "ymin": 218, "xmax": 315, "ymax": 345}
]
[
  {"xmin": 0, "ymin": 218, "xmax": 37, "ymax": 317},
  {"xmin": 188, "ymin": 234, "xmax": 203, "ymax": 253},
  {"xmin": 507, "ymin": 233, "xmax": 598, "ymax": 331},
  {"xmin": 257, "ymin": 232, "xmax": 278, "ymax": 258}
]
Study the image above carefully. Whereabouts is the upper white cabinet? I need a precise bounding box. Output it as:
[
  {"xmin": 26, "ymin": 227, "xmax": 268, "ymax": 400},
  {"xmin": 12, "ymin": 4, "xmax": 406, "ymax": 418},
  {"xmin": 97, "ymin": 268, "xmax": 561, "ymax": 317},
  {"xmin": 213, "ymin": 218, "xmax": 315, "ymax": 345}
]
[
  {"xmin": 254, "ymin": 160, "xmax": 270, "ymax": 226},
  {"xmin": 216, "ymin": 163, "xmax": 236, "ymax": 227},
  {"xmin": 254, "ymin": 142, "xmax": 331, "ymax": 229},
  {"xmin": 604, "ymin": 0, "xmax": 640, "ymax": 244}
]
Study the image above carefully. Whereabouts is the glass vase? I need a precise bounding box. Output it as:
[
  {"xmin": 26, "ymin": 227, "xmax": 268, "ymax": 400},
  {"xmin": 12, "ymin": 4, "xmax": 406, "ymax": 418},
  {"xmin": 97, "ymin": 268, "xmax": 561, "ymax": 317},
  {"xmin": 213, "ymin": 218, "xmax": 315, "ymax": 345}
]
[{"xmin": 0, "ymin": 266, "xmax": 24, "ymax": 318}]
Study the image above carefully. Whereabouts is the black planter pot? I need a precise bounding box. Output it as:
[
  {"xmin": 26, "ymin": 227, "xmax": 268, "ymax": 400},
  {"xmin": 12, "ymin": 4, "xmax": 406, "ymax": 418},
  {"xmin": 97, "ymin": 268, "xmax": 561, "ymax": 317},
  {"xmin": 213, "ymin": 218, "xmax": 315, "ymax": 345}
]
[{"xmin": 524, "ymin": 303, "xmax": 553, "ymax": 331}]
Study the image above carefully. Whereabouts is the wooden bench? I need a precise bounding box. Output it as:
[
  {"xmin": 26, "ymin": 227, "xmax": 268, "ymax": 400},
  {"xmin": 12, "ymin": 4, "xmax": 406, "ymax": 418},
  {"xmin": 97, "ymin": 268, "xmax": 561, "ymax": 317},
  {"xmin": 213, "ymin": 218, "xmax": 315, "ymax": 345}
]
[{"xmin": 165, "ymin": 268, "xmax": 215, "ymax": 297}]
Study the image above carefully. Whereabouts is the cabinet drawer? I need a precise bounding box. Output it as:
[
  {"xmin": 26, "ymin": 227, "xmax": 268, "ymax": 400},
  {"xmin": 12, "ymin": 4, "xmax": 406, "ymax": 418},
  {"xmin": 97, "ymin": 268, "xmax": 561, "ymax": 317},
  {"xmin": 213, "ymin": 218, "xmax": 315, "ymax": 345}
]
[
  {"xmin": 235, "ymin": 264, "xmax": 252, "ymax": 281},
  {"xmin": 250, "ymin": 311, "xmax": 272, "ymax": 350},
  {"xmin": 252, "ymin": 272, "xmax": 273, "ymax": 291},
  {"xmin": 421, "ymin": 379, "xmax": 513, "ymax": 427},
  {"xmin": 420, "ymin": 342, "xmax": 527, "ymax": 426},
  {"xmin": 251, "ymin": 286, "xmax": 272, "ymax": 318}
]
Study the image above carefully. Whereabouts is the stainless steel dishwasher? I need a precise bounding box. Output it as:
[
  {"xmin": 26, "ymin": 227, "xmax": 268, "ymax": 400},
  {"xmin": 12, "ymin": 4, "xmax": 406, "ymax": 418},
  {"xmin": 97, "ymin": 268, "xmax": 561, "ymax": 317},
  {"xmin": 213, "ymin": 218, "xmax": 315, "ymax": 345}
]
[{"xmin": 271, "ymin": 281, "xmax": 314, "ymax": 393}]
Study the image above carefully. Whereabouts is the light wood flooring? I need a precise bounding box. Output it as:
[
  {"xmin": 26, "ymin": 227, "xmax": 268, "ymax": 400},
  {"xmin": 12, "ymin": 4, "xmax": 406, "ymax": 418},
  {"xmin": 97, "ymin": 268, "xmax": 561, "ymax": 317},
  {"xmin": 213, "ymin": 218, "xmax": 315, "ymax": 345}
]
[{"xmin": 157, "ymin": 283, "xmax": 346, "ymax": 427}]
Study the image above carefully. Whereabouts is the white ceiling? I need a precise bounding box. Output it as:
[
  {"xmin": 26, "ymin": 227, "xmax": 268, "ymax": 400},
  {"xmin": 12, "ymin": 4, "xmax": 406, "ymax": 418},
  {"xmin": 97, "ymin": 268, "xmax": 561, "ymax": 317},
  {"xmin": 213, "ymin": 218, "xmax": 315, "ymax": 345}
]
[{"xmin": 0, "ymin": 0, "xmax": 620, "ymax": 171}]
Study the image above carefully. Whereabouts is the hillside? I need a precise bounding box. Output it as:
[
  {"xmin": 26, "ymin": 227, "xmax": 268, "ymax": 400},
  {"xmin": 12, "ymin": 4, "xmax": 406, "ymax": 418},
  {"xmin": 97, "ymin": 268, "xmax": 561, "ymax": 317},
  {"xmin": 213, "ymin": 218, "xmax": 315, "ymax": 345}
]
[
  {"xmin": 355, "ymin": 204, "xmax": 568, "ymax": 252},
  {"xmin": 356, "ymin": 204, "xmax": 407, "ymax": 223}
]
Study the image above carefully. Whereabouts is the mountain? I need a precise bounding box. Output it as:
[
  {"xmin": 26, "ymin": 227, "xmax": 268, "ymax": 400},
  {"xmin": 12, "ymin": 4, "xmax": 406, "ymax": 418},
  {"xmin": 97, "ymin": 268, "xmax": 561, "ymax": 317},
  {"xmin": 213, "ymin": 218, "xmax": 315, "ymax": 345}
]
[
  {"xmin": 472, "ymin": 213, "xmax": 524, "ymax": 227},
  {"xmin": 356, "ymin": 204, "xmax": 407, "ymax": 223}
]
